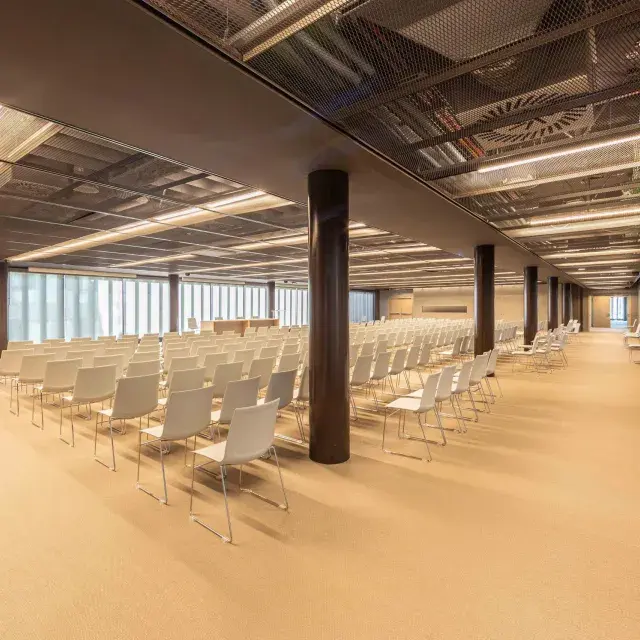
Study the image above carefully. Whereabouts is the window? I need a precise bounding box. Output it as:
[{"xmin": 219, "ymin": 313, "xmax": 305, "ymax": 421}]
[{"xmin": 349, "ymin": 290, "xmax": 375, "ymax": 323}]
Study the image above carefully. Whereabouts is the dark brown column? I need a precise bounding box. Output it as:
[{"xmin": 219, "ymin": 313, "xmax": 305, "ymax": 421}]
[
  {"xmin": 0, "ymin": 262, "xmax": 8, "ymax": 352},
  {"xmin": 562, "ymin": 283, "xmax": 572, "ymax": 325},
  {"xmin": 571, "ymin": 284, "xmax": 582, "ymax": 330},
  {"xmin": 308, "ymin": 169, "xmax": 349, "ymax": 465},
  {"xmin": 547, "ymin": 276, "xmax": 559, "ymax": 330},
  {"xmin": 524, "ymin": 266, "xmax": 538, "ymax": 345},
  {"xmin": 374, "ymin": 289, "xmax": 381, "ymax": 321},
  {"xmin": 474, "ymin": 245, "xmax": 495, "ymax": 355},
  {"xmin": 267, "ymin": 280, "xmax": 276, "ymax": 319},
  {"xmin": 169, "ymin": 274, "xmax": 179, "ymax": 333}
]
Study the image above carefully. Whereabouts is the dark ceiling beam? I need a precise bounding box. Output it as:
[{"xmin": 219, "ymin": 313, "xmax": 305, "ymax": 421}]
[
  {"xmin": 332, "ymin": 1, "xmax": 640, "ymax": 121},
  {"xmin": 407, "ymin": 80, "xmax": 640, "ymax": 152}
]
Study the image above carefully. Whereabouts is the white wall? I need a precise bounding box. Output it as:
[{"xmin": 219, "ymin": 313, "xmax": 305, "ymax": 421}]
[{"xmin": 412, "ymin": 284, "xmax": 551, "ymax": 325}]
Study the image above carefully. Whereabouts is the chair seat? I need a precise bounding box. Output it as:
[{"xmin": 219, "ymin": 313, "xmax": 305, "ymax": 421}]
[
  {"xmin": 194, "ymin": 441, "xmax": 226, "ymax": 463},
  {"xmin": 36, "ymin": 383, "xmax": 74, "ymax": 394},
  {"xmin": 511, "ymin": 349, "xmax": 534, "ymax": 356},
  {"xmin": 97, "ymin": 407, "xmax": 113, "ymax": 418},
  {"xmin": 408, "ymin": 389, "xmax": 423, "ymax": 398},
  {"xmin": 210, "ymin": 409, "xmax": 223, "ymax": 422},
  {"xmin": 158, "ymin": 397, "xmax": 167, "ymax": 407},
  {"xmin": 628, "ymin": 344, "xmax": 640, "ymax": 350},
  {"xmin": 141, "ymin": 424, "xmax": 164, "ymax": 438},
  {"xmin": 0, "ymin": 369, "xmax": 19, "ymax": 377},
  {"xmin": 387, "ymin": 396, "xmax": 421, "ymax": 411}
]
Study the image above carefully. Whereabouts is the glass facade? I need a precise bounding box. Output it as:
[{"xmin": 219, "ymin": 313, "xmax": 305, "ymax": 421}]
[
  {"xmin": 349, "ymin": 290, "xmax": 376, "ymax": 323},
  {"xmin": 7, "ymin": 272, "xmax": 376, "ymax": 340}
]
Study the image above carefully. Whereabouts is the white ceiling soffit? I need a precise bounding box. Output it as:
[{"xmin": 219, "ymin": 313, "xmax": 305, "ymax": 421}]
[{"xmin": 0, "ymin": 0, "xmax": 576, "ymax": 283}]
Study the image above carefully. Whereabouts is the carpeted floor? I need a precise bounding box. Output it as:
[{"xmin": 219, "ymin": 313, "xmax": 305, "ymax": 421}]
[{"xmin": 0, "ymin": 332, "xmax": 638, "ymax": 640}]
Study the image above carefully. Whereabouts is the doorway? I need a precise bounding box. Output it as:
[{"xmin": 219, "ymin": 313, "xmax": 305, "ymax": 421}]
[
  {"xmin": 591, "ymin": 295, "xmax": 628, "ymax": 329},
  {"xmin": 609, "ymin": 296, "xmax": 628, "ymax": 328}
]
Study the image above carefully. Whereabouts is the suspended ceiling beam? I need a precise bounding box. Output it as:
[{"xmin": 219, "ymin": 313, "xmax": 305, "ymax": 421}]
[{"xmin": 332, "ymin": 1, "xmax": 640, "ymax": 121}]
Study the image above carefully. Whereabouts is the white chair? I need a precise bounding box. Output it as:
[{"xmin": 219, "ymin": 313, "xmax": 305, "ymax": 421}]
[
  {"xmin": 209, "ymin": 376, "xmax": 260, "ymax": 440},
  {"xmin": 126, "ymin": 359, "xmax": 161, "ymax": 377},
  {"xmin": 402, "ymin": 345, "xmax": 421, "ymax": 390},
  {"xmin": 59, "ymin": 365, "xmax": 117, "ymax": 447},
  {"xmin": 130, "ymin": 351, "xmax": 160, "ymax": 363},
  {"xmin": 66, "ymin": 349, "xmax": 95, "ymax": 367},
  {"xmin": 7, "ymin": 340, "xmax": 34, "ymax": 350},
  {"xmin": 94, "ymin": 354, "xmax": 125, "ymax": 380},
  {"xmin": 293, "ymin": 365, "xmax": 309, "ymax": 436},
  {"xmin": 281, "ymin": 343, "xmax": 299, "ymax": 356},
  {"xmin": 233, "ymin": 349, "xmax": 255, "ymax": 376},
  {"xmin": 0, "ymin": 350, "xmax": 31, "ymax": 382},
  {"xmin": 386, "ymin": 348, "xmax": 407, "ymax": 395},
  {"xmin": 259, "ymin": 368, "xmax": 304, "ymax": 443},
  {"xmin": 94, "ymin": 373, "xmax": 160, "ymax": 471},
  {"xmin": 195, "ymin": 345, "xmax": 220, "ymax": 366},
  {"xmin": 163, "ymin": 347, "xmax": 190, "ymax": 374},
  {"xmin": 203, "ymin": 352, "xmax": 229, "ymax": 384},
  {"xmin": 161, "ymin": 355, "xmax": 199, "ymax": 389},
  {"xmin": 137, "ymin": 386, "xmax": 216, "ymax": 504},
  {"xmin": 382, "ymin": 372, "xmax": 442, "ymax": 461},
  {"xmin": 209, "ymin": 360, "xmax": 244, "ymax": 402},
  {"xmin": 368, "ymin": 351, "xmax": 391, "ymax": 411},
  {"xmin": 32, "ymin": 359, "xmax": 82, "ymax": 430},
  {"xmin": 349, "ymin": 354, "xmax": 374, "ymax": 420},
  {"xmin": 189, "ymin": 399, "xmax": 286, "ymax": 543},
  {"xmin": 10, "ymin": 354, "xmax": 54, "ymax": 416},
  {"xmin": 258, "ymin": 346, "xmax": 279, "ymax": 360},
  {"xmin": 277, "ymin": 352, "xmax": 300, "ymax": 373},
  {"xmin": 158, "ymin": 367, "xmax": 205, "ymax": 408},
  {"xmin": 247, "ymin": 356, "xmax": 276, "ymax": 391}
]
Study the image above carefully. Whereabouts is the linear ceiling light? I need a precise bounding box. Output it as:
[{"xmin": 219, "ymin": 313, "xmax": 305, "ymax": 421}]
[
  {"xmin": 559, "ymin": 258, "xmax": 640, "ymax": 267},
  {"xmin": 7, "ymin": 190, "xmax": 292, "ymax": 263},
  {"xmin": 528, "ymin": 206, "xmax": 640, "ymax": 226},
  {"xmin": 351, "ymin": 245, "xmax": 441, "ymax": 257},
  {"xmin": 507, "ymin": 215, "xmax": 640, "ymax": 238},
  {"xmin": 114, "ymin": 253, "xmax": 197, "ymax": 268},
  {"xmin": 477, "ymin": 131, "xmax": 640, "ymax": 174},
  {"xmin": 28, "ymin": 267, "xmax": 136, "ymax": 279},
  {"xmin": 542, "ymin": 247, "xmax": 640, "ymax": 260}
]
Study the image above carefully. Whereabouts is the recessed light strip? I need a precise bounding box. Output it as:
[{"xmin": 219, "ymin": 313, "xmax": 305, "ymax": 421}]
[
  {"xmin": 477, "ymin": 131, "xmax": 640, "ymax": 174},
  {"xmin": 528, "ymin": 206, "xmax": 640, "ymax": 226},
  {"xmin": 115, "ymin": 253, "xmax": 197, "ymax": 268}
]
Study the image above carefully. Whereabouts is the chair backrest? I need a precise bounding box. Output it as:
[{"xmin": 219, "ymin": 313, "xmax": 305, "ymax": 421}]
[
  {"xmin": 264, "ymin": 368, "xmax": 296, "ymax": 409},
  {"xmin": 350, "ymin": 354, "xmax": 373, "ymax": 386},
  {"xmin": 210, "ymin": 361, "xmax": 244, "ymax": 398},
  {"xmin": 278, "ymin": 352, "xmax": 300, "ymax": 372},
  {"xmin": 218, "ymin": 376, "xmax": 260, "ymax": 423},
  {"xmin": 405, "ymin": 345, "xmax": 420, "ymax": 369},
  {"xmin": 167, "ymin": 367, "xmax": 205, "ymax": 393},
  {"xmin": 453, "ymin": 360, "xmax": 473, "ymax": 393},
  {"xmin": 163, "ymin": 348, "xmax": 190, "ymax": 371},
  {"xmin": 296, "ymin": 365, "xmax": 309, "ymax": 402},
  {"xmin": 8, "ymin": 340, "xmax": 34, "ymax": 350},
  {"xmin": 166, "ymin": 355, "xmax": 199, "ymax": 385},
  {"xmin": 126, "ymin": 359, "xmax": 160, "ymax": 377},
  {"xmin": 233, "ymin": 349, "xmax": 255, "ymax": 375},
  {"xmin": 19, "ymin": 354, "xmax": 55, "ymax": 382},
  {"xmin": 469, "ymin": 354, "xmax": 488, "ymax": 385},
  {"xmin": 0, "ymin": 350, "xmax": 29, "ymax": 374},
  {"xmin": 371, "ymin": 351, "xmax": 391, "ymax": 381},
  {"xmin": 418, "ymin": 372, "xmax": 441, "ymax": 412},
  {"xmin": 435, "ymin": 365, "xmax": 457, "ymax": 402},
  {"xmin": 247, "ymin": 357, "xmax": 276, "ymax": 390},
  {"xmin": 195, "ymin": 345, "xmax": 220, "ymax": 366},
  {"xmin": 130, "ymin": 350, "xmax": 160, "ymax": 363},
  {"xmin": 389, "ymin": 348, "xmax": 407, "ymax": 375},
  {"xmin": 418, "ymin": 344, "xmax": 431, "ymax": 366},
  {"xmin": 136, "ymin": 344, "xmax": 159, "ymax": 353},
  {"xmin": 360, "ymin": 342, "xmax": 375, "ymax": 357},
  {"xmin": 451, "ymin": 335, "xmax": 463, "ymax": 357},
  {"xmin": 72, "ymin": 365, "xmax": 117, "ymax": 403},
  {"xmin": 67, "ymin": 349, "xmax": 95, "ymax": 367},
  {"xmin": 162, "ymin": 386, "xmax": 216, "ymax": 441},
  {"xmin": 42, "ymin": 358, "xmax": 82, "ymax": 392},
  {"xmin": 93, "ymin": 354, "xmax": 124, "ymax": 379},
  {"xmin": 258, "ymin": 346, "xmax": 278, "ymax": 359},
  {"xmin": 111, "ymin": 373, "xmax": 160, "ymax": 420},
  {"xmin": 221, "ymin": 399, "xmax": 280, "ymax": 465},
  {"xmin": 485, "ymin": 349, "xmax": 499, "ymax": 376},
  {"xmin": 203, "ymin": 352, "xmax": 229, "ymax": 382},
  {"xmin": 281, "ymin": 343, "xmax": 299, "ymax": 356}
]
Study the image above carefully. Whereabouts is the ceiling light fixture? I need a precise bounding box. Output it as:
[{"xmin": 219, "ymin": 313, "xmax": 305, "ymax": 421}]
[
  {"xmin": 477, "ymin": 131, "xmax": 640, "ymax": 173},
  {"xmin": 115, "ymin": 253, "xmax": 197, "ymax": 268},
  {"xmin": 7, "ymin": 190, "xmax": 291, "ymax": 263},
  {"xmin": 528, "ymin": 206, "xmax": 640, "ymax": 226},
  {"xmin": 508, "ymin": 215, "xmax": 640, "ymax": 238},
  {"xmin": 542, "ymin": 247, "xmax": 640, "ymax": 260},
  {"xmin": 559, "ymin": 258, "xmax": 640, "ymax": 267}
]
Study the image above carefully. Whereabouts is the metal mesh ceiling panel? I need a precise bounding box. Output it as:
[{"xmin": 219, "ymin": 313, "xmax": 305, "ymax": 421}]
[{"xmin": 139, "ymin": 0, "xmax": 640, "ymax": 289}]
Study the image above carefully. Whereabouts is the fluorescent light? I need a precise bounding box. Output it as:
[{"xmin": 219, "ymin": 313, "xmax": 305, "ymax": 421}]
[
  {"xmin": 28, "ymin": 267, "xmax": 136, "ymax": 279},
  {"xmin": 568, "ymin": 269, "xmax": 633, "ymax": 275},
  {"xmin": 477, "ymin": 131, "xmax": 640, "ymax": 173},
  {"xmin": 7, "ymin": 190, "xmax": 289, "ymax": 263},
  {"xmin": 560, "ymin": 258, "xmax": 640, "ymax": 267},
  {"xmin": 529, "ymin": 206, "xmax": 640, "ymax": 226},
  {"xmin": 350, "ymin": 258, "xmax": 470, "ymax": 269},
  {"xmin": 115, "ymin": 253, "xmax": 196, "ymax": 268},
  {"xmin": 351, "ymin": 245, "xmax": 440, "ymax": 257},
  {"xmin": 508, "ymin": 215, "xmax": 640, "ymax": 238},
  {"xmin": 542, "ymin": 248, "xmax": 640, "ymax": 259}
]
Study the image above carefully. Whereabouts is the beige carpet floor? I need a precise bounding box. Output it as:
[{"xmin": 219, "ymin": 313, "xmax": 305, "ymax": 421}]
[{"xmin": 0, "ymin": 332, "xmax": 639, "ymax": 640}]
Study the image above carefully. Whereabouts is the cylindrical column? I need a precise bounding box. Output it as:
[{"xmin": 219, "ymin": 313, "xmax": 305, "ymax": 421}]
[
  {"xmin": 524, "ymin": 266, "xmax": 538, "ymax": 345},
  {"xmin": 308, "ymin": 169, "xmax": 350, "ymax": 464},
  {"xmin": 0, "ymin": 262, "xmax": 8, "ymax": 352},
  {"xmin": 547, "ymin": 276, "xmax": 559, "ymax": 330},
  {"xmin": 374, "ymin": 289, "xmax": 381, "ymax": 321},
  {"xmin": 571, "ymin": 284, "xmax": 581, "ymax": 330},
  {"xmin": 267, "ymin": 280, "xmax": 276, "ymax": 319},
  {"xmin": 474, "ymin": 245, "xmax": 495, "ymax": 355},
  {"xmin": 562, "ymin": 283, "xmax": 572, "ymax": 325},
  {"xmin": 169, "ymin": 274, "xmax": 179, "ymax": 333}
]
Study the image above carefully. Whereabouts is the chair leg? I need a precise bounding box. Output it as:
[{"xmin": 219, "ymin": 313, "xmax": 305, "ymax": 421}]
[
  {"xmin": 190, "ymin": 457, "xmax": 233, "ymax": 543},
  {"xmin": 94, "ymin": 416, "xmax": 117, "ymax": 472}
]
